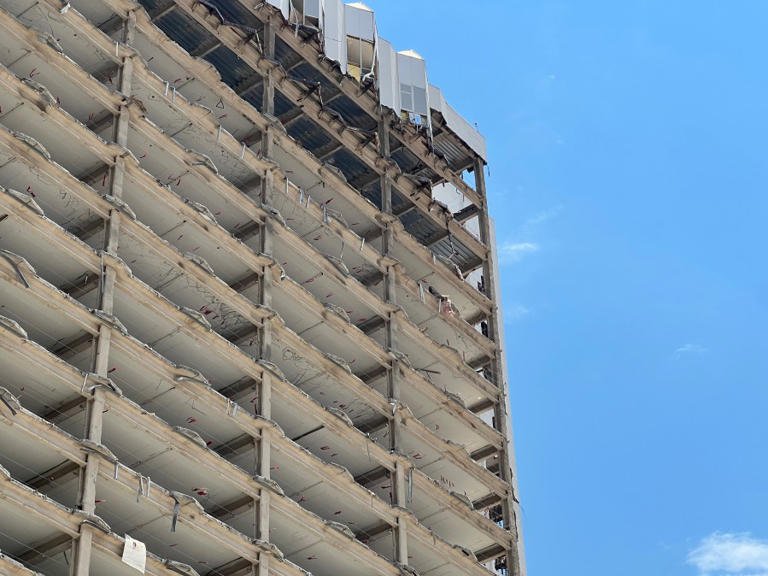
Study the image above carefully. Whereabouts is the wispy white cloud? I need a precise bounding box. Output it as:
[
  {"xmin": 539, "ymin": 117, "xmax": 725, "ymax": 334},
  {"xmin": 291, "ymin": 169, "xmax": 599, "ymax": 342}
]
[
  {"xmin": 524, "ymin": 204, "xmax": 564, "ymax": 229},
  {"xmin": 497, "ymin": 204, "xmax": 562, "ymax": 266},
  {"xmin": 688, "ymin": 533, "xmax": 768, "ymax": 576},
  {"xmin": 674, "ymin": 343, "xmax": 708, "ymax": 358},
  {"xmin": 499, "ymin": 241, "xmax": 539, "ymax": 265},
  {"xmin": 504, "ymin": 303, "xmax": 531, "ymax": 322}
]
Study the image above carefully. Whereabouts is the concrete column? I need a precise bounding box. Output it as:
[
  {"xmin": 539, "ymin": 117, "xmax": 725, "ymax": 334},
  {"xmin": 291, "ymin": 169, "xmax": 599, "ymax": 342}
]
[
  {"xmin": 256, "ymin": 124, "xmax": 275, "ymax": 555},
  {"xmin": 258, "ymin": 18, "xmax": 276, "ymax": 363},
  {"xmin": 473, "ymin": 158, "xmax": 525, "ymax": 576},
  {"xmin": 255, "ymin": 25, "xmax": 277, "ymax": 569},
  {"xmin": 71, "ymin": 17, "xmax": 136, "ymax": 576},
  {"xmin": 378, "ymin": 120, "xmax": 400, "ymax": 451},
  {"xmin": 255, "ymin": 419, "xmax": 271, "ymax": 574},
  {"xmin": 377, "ymin": 116, "xmax": 411, "ymax": 565},
  {"xmin": 261, "ymin": 19, "xmax": 276, "ymax": 117},
  {"xmin": 393, "ymin": 460, "xmax": 409, "ymax": 566},
  {"xmin": 258, "ymin": 372, "xmax": 273, "ymax": 421},
  {"xmin": 253, "ymin": 196, "xmax": 274, "ymax": 575},
  {"xmin": 257, "ymin": 551, "xmax": 270, "ymax": 576},
  {"xmin": 70, "ymin": 387, "xmax": 106, "ymax": 576}
]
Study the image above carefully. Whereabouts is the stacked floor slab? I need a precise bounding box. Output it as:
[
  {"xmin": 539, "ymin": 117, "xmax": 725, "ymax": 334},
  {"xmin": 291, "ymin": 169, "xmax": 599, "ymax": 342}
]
[{"xmin": 0, "ymin": 1, "xmax": 525, "ymax": 575}]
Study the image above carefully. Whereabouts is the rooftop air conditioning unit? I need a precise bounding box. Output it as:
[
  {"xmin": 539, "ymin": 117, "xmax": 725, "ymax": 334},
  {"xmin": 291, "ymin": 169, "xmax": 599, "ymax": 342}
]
[
  {"xmin": 345, "ymin": 2, "xmax": 376, "ymax": 82},
  {"xmin": 397, "ymin": 50, "xmax": 430, "ymax": 128}
]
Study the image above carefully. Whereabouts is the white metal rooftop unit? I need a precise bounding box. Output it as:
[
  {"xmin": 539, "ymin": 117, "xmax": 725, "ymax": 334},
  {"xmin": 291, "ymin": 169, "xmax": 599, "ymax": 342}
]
[{"xmin": 0, "ymin": 0, "xmax": 524, "ymax": 575}]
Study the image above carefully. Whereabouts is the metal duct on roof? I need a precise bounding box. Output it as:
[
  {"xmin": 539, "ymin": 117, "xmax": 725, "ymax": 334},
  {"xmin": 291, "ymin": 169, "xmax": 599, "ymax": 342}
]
[
  {"xmin": 268, "ymin": 0, "xmax": 291, "ymax": 20},
  {"xmin": 323, "ymin": 0, "xmax": 348, "ymax": 74},
  {"xmin": 345, "ymin": 2, "xmax": 376, "ymax": 81},
  {"xmin": 345, "ymin": 2, "xmax": 375, "ymax": 41},
  {"xmin": 377, "ymin": 38, "xmax": 400, "ymax": 112},
  {"xmin": 304, "ymin": 0, "xmax": 322, "ymax": 21},
  {"xmin": 429, "ymin": 85, "xmax": 487, "ymax": 161},
  {"xmin": 270, "ymin": 0, "xmax": 487, "ymax": 163},
  {"xmin": 397, "ymin": 50, "xmax": 429, "ymax": 118}
]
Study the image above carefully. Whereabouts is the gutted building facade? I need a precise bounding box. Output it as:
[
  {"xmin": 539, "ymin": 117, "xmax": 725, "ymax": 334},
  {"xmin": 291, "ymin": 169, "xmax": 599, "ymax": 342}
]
[{"xmin": 0, "ymin": 1, "xmax": 524, "ymax": 575}]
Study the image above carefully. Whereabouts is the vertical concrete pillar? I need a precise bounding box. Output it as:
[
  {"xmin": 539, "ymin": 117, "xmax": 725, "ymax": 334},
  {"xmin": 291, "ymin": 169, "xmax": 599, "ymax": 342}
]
[
  {"xmin": 255, "ymin": 185, "xmax": 273, "ymax": 574},
  {"xmin": 261, "ymin": 19, "xmax": 276, "ymax": 117},
  {"xmin": 255, "ymin": 27, "xmax": 277, "ymax": 574},
  {"xmin": 257, "ymin": 551, "xmax": 270, "ymax": 576},
  {"xmin": 72, "ymin": 15, "xmax": 136, "ymax": 575},
  {"xmin": 255, "ymin": 422, "xmax": 271, "ymax": 575},
  {"xmin": 393, "ymin": 460, "xmax": 409, "ymax": 566},
  {"xmin": 378, "ymin": 119, "xmax": 400, "ymax": 449},
  {"xmin": 474, "ymin": 158, "xmax": 525, "ymax": 576},
  {"xmin": 253, "ymin": 361, "xmax": 272, "ymax": 555},
  {"xmin": 378, "ymin": 115, "xmax": 410, "ymax": 565},
  {"xmin": 259, "ymin": 18, "xmax": 277, "ymax": 364}
]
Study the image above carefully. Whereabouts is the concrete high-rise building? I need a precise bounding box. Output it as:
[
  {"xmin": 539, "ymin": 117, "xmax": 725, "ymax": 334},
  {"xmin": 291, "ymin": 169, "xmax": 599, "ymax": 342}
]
[{"xmin": 0, "ymin": 1, "xmax": 524, "ymax": 576}]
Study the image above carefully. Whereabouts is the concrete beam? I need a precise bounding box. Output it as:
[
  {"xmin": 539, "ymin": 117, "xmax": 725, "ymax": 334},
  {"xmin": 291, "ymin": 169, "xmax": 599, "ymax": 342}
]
[
  {"xmin": 61, "ymin": 273, "xmax": 101, "ymax": 300},
  {"xmin": 3, "ymin": 5, "xmax": 516, "ymax": 572},
  {"xmin": 356, "ymin": 316, "xmax": 386, "ymax": 335},
  {"xmin": 16, "ymin": 534, "xmax": 72, "ymax": 566},
  {"xmin": 0, "ymin": 268, "xmax": 507, "ymax": 573},
  {"xmin": 209, "ymin": 494, "xmax": 256, "ymax": 521},
  {"xmin": 354, "ymin": 466, "xmax": 390, "ymax": 487},
  {"xmin": 111, "ymin": 4, "xmax": 494, "ymax": 323},
  {"xmin": 25, "ymin": 460, "xmax": 80, "ymax": 491},
  {"xmin": 244, "ymin": 1, "xmax": 485, "ymax": 207},
  {"xmin": 470, "ymin": 445, "xmax": 499, "ymax": 462},
  {"xmin": 50, "ymin": 332, "xmax": 93, "ymax": 361},
  {"xmin": 172, "ymin": 0, "xmax": 489, "ymax": 262}
]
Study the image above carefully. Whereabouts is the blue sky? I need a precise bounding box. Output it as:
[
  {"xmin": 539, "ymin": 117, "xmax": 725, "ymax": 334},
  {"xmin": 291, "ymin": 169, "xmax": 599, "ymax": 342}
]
[{"xmin": 371, "ymin": 1, "xmax": 768, "ymax": 575}]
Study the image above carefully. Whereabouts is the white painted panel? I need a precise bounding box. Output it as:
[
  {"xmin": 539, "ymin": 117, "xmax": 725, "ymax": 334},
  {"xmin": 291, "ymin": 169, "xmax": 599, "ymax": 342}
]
[
  {"xmin": 122, "ymin": 535, "xmax": 147, "ymax": 573},
  {"xmin": 344, "ymin": 2, "xmax": 375, "ymax": 41},
  {"xmin": 433, "ymin": 182, "xmax": 481, "ymax": 238},
  {"xmin": 397, "ymin": 51, "xmax": 429, "ymax": 116},
  {"xmin": 305, "ymin": 0, "xmax": 322, "ymax": 19},
  {"xmin": 322, "ymin": 0, "xmax": 348, "ymax": 73},
  {"xmin": 397, "ymin": 51, "xmax": 426, "ymax": 87},
  {"xmin": 268, "ymin": 0, "xmax": 290, "ymax": 20},
  {"xmin": 377, "ymin": 38, "xmax": 400, "ymax": 113},
  {"xmin": 429, "ymin": 85, "xmax": 487, "ymax": 161}
]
